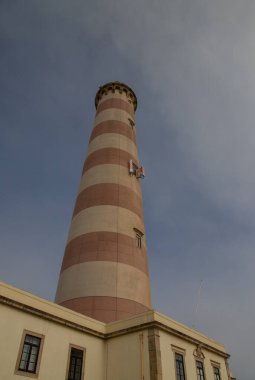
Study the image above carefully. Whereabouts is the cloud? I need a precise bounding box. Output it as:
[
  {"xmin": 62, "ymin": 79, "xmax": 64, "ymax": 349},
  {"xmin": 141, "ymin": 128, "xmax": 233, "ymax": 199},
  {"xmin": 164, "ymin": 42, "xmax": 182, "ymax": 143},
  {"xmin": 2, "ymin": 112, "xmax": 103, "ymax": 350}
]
[
  {"xmin": 77, "ymin": 0, "xmax": 255, "ymax": 222},
  {"xmin": 77, "ymin": 3, "xmax": 255, "ymax": 378}
]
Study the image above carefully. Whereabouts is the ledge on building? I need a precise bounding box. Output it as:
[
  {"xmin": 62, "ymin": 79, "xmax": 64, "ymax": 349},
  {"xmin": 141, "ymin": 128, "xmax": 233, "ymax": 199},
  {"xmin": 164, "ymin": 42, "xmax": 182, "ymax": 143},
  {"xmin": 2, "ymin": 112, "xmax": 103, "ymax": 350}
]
[{"xmin": 0, "ymin": 281, "xmax": 229, "ymax": 359}]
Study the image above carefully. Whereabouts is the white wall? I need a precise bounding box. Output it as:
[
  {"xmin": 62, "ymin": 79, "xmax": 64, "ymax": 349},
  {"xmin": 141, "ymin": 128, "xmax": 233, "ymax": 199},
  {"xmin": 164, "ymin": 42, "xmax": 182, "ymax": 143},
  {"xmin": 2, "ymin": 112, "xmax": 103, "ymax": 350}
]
[
  {"xmin": 106, "ymin": 330, "xmax": 150, "ymax": 380},
  {"xmin": 160, "ymin": 330, "xmax": 229, "ymax": 380},
  {"xmin": 0, "ymin": 304, "xmax": 105, "ymax": 380}
]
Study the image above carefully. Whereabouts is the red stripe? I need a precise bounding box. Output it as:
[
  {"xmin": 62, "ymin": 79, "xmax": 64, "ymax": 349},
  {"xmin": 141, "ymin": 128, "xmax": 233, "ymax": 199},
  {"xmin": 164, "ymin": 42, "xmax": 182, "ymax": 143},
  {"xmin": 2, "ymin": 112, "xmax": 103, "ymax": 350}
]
[
  {"xmin": 90, "ymin": 120, "xmax": 137, "ymax": 145},
  {"xmin": 72, "ymin": 183, "xmax": 143, "ymax": 219},
  {"xmin": 59, "ymin": 296, "xmax": 150, "ymax": 322},
  {"xmin": 96, "ymin": 98, "xmax": 134, "ymax": 118},
  {"xmin": 61, "ymin": 232, "xmax": 148, "ymax": 275},
  {"xmin": 82, "ymin": 148, "xmax": 138, "ymax": 174}
]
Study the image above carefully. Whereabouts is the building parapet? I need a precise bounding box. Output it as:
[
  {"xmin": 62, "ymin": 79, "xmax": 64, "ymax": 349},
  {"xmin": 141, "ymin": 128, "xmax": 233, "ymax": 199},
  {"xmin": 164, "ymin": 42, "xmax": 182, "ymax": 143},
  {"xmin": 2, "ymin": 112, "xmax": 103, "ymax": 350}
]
[
  {"xmin": 0, "ymin": 281, "xmax": 229, "ymax": 359},
  {"xmin": 95, "ymin": 81, "xmax": 137, "ymax": 110}
]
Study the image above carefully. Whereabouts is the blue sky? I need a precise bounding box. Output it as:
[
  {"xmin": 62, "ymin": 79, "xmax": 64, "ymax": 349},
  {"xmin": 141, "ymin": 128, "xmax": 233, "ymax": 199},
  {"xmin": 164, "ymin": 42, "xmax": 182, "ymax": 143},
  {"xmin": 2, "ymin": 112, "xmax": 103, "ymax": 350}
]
[{"xmin": 1, "ymin": 1, "xmax": 255, "ymax": 378}]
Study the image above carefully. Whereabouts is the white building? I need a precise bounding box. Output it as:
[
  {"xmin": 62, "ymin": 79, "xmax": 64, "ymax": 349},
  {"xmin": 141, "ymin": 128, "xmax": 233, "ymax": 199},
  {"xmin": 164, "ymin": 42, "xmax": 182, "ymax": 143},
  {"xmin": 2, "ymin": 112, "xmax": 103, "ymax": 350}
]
[{"xmin": 0, "ymin": 282, "xmax": 234, "ymax": 380}]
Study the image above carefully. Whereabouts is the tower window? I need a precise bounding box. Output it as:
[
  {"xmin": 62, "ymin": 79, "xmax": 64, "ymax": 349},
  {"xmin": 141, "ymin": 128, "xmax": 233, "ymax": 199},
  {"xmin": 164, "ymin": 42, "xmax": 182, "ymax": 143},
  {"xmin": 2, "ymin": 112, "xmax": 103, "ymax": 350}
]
[
  {"xmin": 196, "ymin": 361, "xmax": 205, "ymax": 380},
  {"xmin": 175, "ymin": 353, "xmax": 186, "ymax": 380},
  {"xmin": 136, "ymin": 233, "xmax": 142, "ymax": 248},
  {"xmin": 128, "ymin": 118, "xmax": 135, "ymax": 128},
  {"xmin": 15, "ymin": 331, "xmax": 44, "ymax": 377},
  {"xmin": 67, "ymin": 347, "xmax": 85, "ymax": 380}
]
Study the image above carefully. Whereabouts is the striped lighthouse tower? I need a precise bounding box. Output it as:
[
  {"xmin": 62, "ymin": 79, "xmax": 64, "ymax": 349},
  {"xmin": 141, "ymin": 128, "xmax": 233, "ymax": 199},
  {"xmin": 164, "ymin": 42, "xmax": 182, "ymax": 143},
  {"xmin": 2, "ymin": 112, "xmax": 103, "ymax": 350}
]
[{"xmin": 55, "ymin": 82, "xmax": 151, "ymax": 322}]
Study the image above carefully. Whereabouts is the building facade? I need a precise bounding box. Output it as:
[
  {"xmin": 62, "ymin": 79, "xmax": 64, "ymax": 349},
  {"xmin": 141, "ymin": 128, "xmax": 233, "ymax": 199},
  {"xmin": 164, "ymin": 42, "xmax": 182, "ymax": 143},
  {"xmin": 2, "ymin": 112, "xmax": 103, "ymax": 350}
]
[{"xmin": 0, "ymin": 282, "xmax": 234, "ymax": 380}]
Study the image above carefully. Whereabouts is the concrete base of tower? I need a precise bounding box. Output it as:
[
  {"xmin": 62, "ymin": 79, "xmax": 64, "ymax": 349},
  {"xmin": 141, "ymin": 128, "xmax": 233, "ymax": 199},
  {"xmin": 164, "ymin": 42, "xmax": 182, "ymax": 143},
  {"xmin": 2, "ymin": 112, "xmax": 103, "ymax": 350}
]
[{"xmin": 59, "ymin": 296, "xmax": 150, "ymax": 322}]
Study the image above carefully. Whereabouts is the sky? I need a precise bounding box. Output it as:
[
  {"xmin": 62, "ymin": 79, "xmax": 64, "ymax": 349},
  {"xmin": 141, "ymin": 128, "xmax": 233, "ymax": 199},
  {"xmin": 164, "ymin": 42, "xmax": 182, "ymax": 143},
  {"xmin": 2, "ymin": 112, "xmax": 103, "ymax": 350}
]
[{"xmin": 1, "ymin": 1, "xmax": 255, "ymax": 378}]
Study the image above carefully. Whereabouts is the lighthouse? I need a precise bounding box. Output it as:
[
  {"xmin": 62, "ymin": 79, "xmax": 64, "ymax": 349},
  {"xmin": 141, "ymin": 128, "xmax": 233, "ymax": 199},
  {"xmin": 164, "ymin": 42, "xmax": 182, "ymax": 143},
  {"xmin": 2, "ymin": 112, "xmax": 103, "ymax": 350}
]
[{"xmin": 55, "ymin": 82, "xmax": 151, "ymax": 322}]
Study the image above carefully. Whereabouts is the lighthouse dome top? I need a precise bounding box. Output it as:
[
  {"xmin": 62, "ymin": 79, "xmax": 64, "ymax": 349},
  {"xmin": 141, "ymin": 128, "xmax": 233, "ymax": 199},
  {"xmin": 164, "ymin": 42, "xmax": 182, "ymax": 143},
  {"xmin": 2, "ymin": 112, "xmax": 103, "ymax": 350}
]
[{"xmin": 95, "ymin": 81, "xmax": 137, "ymax": 111}]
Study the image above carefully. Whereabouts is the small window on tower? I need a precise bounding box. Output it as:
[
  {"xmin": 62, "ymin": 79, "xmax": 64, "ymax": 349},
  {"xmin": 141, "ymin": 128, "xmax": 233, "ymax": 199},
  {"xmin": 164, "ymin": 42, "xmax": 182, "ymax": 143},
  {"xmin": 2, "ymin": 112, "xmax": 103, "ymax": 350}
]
[
  {"xmin": 134, "ymin": 228, "xmax": 144, "ymax": 249},
  {"xmin": 128, "ymin": 118, "xmax": 135, "ymax": 128},
  {"xmin": 136, "ymin": 233, "xmax": 142, "ymax": 248}
]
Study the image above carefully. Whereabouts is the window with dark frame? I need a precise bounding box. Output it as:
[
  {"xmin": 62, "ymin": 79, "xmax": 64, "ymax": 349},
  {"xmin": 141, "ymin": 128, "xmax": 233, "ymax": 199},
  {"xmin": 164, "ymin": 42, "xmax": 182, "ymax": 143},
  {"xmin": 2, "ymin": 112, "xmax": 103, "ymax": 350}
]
[
  {"xmin": 196, "ymin": 361, "xmax": 206, "ymax": 380},
  {"xmin": 135, "ymin": 232, "xmax": 142, "ymax": 248},
  {"xmin": 18, "ymin": 334, "xmax": 41, "ymax": 374},
  {"xmin": 213, "ymin": 367, "xmax": 221, "ymax": 380},
  {"xmin": 175, "ymin": 353, "xmax": 186, "ymax": 380},
  {"xmin": 128, "ymin": 118, "xmax": 135, "ymax": 128},
  {"xmin": 68, "ymin": 347, "xmax": 84, "ymax": 380}
]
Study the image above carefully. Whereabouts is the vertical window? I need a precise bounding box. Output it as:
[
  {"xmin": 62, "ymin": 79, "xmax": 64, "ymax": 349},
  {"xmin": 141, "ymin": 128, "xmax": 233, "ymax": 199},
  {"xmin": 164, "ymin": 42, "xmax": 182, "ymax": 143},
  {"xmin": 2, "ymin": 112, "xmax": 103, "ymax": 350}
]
[
  {"xmin": 175, "ymin": 353, "xmax": 186, "ymax": 380},
  {"xmin": 15, "ymin": 331, "xmax": 44, "ymax": 377},
  {"xmin": 196, "ymin": 361, "xmax": 206, "ymax": 380},
  {"xmin": 19, "ymin": 334, "xmax": 41, "ymax": 373},
  {"xmin": 213, "ymin": 367, "xmax": 221, "ymax": 380},
  {"xmin": 68, "ymin": 347, "xmax": 84, "ymax": 380},
  {"xmin": 128, "ymin": 118, "xmax": 135, "ymax": 128},
  {"xmin": 136, "ymin": 233, "xmax": 142, "ymax": 248}
]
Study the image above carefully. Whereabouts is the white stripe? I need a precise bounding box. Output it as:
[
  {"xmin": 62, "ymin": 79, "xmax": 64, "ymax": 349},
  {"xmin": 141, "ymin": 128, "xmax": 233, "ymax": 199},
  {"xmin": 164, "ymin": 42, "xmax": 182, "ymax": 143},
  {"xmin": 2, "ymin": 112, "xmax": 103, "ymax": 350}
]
[
  {"xmin": 67, "ymin": 205, "xmax": 146, "ymax": 247},
  {"xmin": 55, "ymin": 261, "xmax": 151, "ymax": 306},
  {"xmin": 94, "ymin": 108, "xmax": 134, "ymax": 127},
  {"xmin": 78, "ymin": 165, "xmax": 142, "ymax": 198},
  {"xmin": 87, "ymin": 133, "xmax": 138, "ymax": 158}
]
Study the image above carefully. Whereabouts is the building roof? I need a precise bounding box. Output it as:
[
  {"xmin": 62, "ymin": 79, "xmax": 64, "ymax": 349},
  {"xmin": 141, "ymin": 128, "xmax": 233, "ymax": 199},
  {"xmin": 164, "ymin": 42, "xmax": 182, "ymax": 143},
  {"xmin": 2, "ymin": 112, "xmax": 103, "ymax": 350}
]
[{"xmin": 0, "ymin": 281, "xmax": 228, "ymax": 358}]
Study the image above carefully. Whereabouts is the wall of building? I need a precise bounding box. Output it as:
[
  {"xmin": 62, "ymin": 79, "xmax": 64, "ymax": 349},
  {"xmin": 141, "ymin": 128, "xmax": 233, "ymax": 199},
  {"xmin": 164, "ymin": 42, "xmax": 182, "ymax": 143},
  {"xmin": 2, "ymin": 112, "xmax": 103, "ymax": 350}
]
[
  {"xmin": 106, "ymin": 330, "xmax": 150, "ymax": 380},
  {"xmin": 0, "ymin": 303, "xmax": 105, "ymax": 380},
  {"xmin": 160, "ymin": 329, "xmax": 229, "ymax": 380},
  {"xmin": 0, "ymin": 283, "xmax": 232, "ymax": 380}
]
